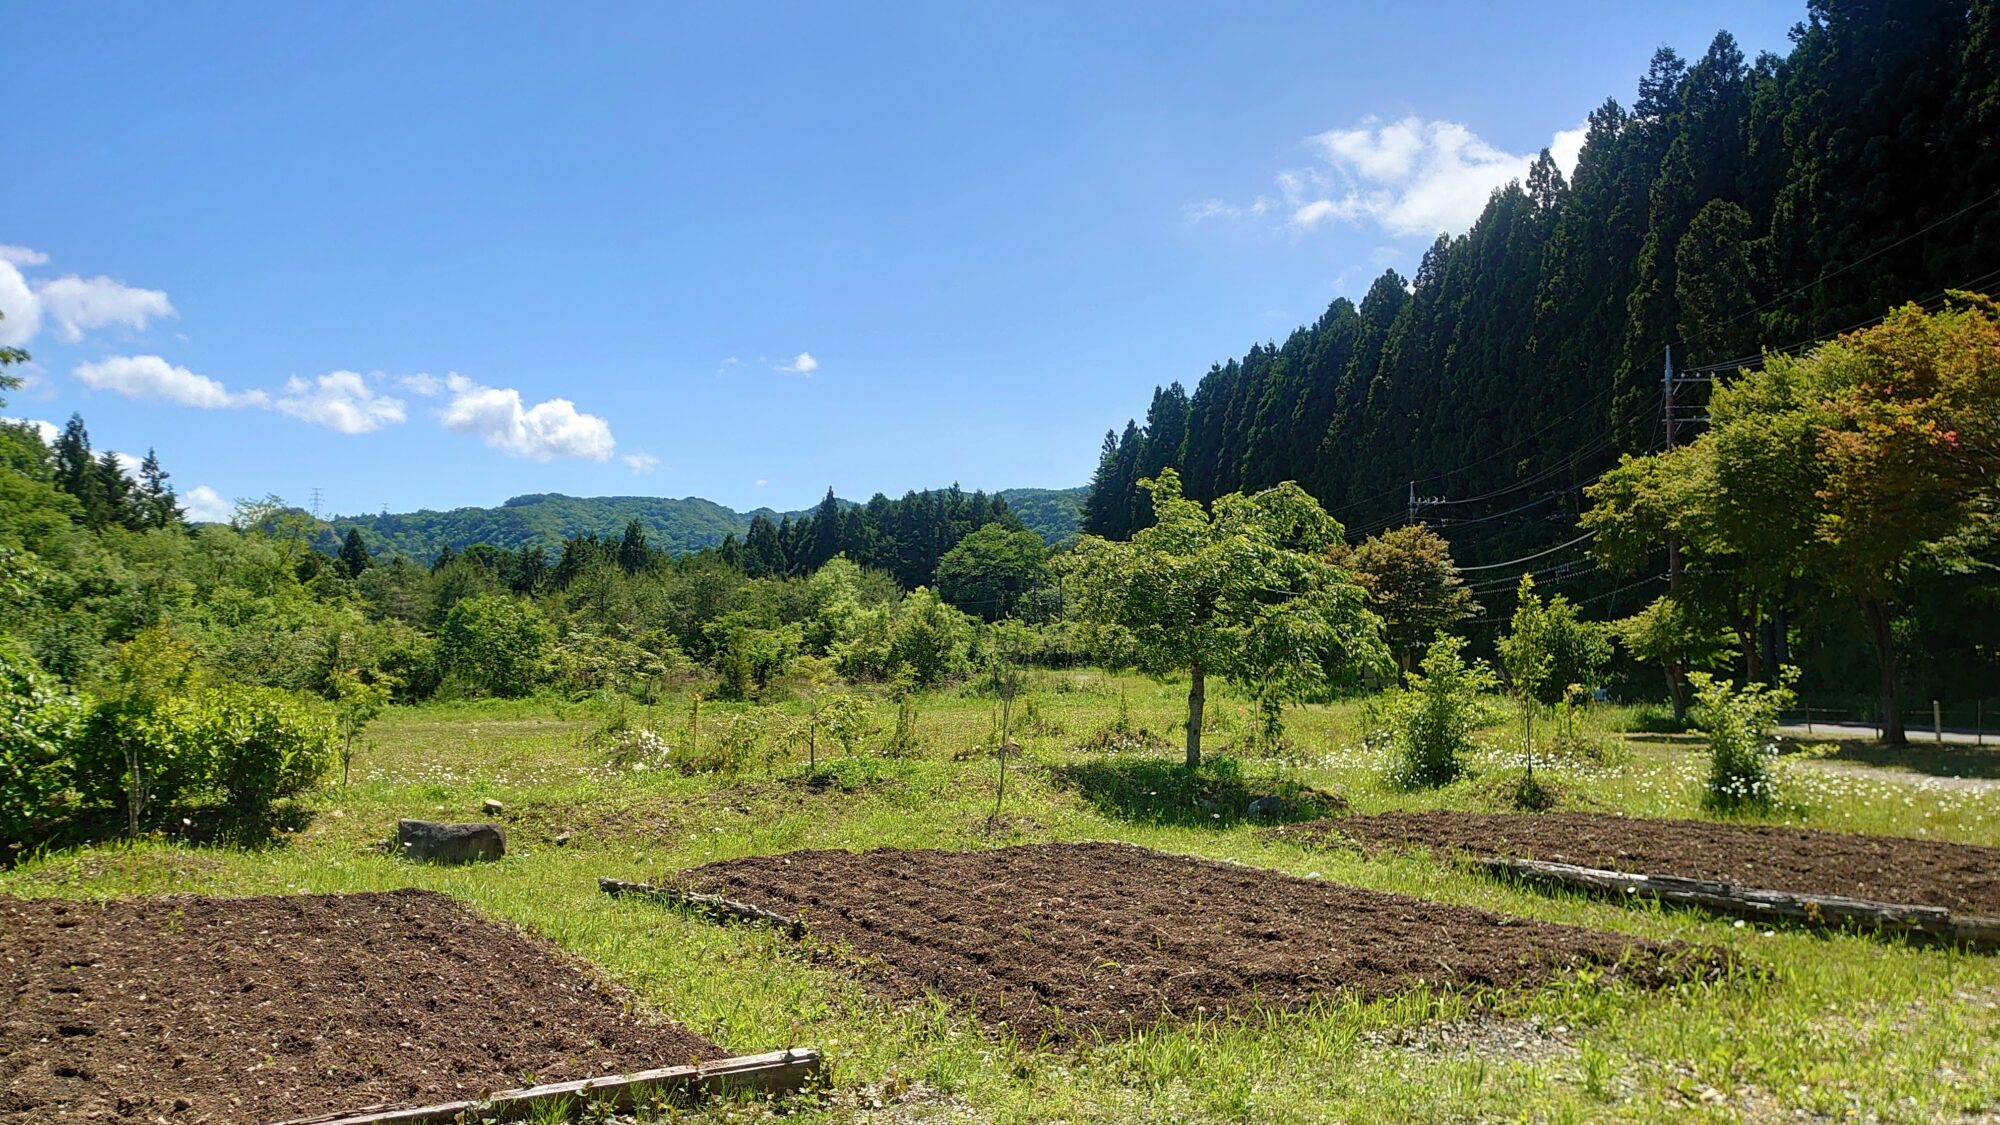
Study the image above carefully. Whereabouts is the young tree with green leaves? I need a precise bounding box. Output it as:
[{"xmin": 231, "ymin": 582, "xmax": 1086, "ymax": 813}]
[
  {"xmin": 1341, "ymin": 523, "xmax": 1480, "ymax": 674},
  {"xmin": 1064, "ymin": 469, "xmax": 1388, "ymax": 766},
  {"xmin": 1497, "ymin": 576, "xmax": 1611, "ymax": 754},
  {"xmin": 1610, "ymin": 593, "xmax": 1731, "ymax": 720}
]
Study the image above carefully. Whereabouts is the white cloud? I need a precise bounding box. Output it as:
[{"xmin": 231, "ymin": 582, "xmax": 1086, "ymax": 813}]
[
  {"xmin": 0, "ymin": 249, "xmax": 175, "ymax": 346},
  {"xmin": 755, "ymin": 478, "xmax": 768, "ymax": 487},
  {"xmin": 439, "ymin": 373, "xmax": 615, "ymax": 461},
  {"xmin": 3, "ymin": 417, "xmax": 60, "ymax": 445},
  {"xmin": 272, "ymin": 370, "xmax": 406, "ymax": 434},
  {"xmin": 74, "ymin": 355, "xmax": 264, "ymax": 409},
  {"xmin": 182, "ymin": 484, "xmax": 232, "ymax": 523},
  {"xmin": 623, "ymin": 451, "xmax": 661, "ymax": 474},
  {"xmin": 778, "ymin": 352, "xmax": 818, "ymax": 376},
  {"xmin": 36, "ymin": 275, "xmax": 176, "ymax": 342},
  {"xmin": 397, "ymin": 372, "xmax": 443, "ymax": 397},
  {"xmin": 1203, "ymin": 115, "xmax": 1589, "ymax": 240},
  {"xmin": 111, "ymin": 450, "xmax": 145, "ymax": 475},
  {"xmin": 0, "ymin": 261, "xmax": 42, "ymax": 346}
]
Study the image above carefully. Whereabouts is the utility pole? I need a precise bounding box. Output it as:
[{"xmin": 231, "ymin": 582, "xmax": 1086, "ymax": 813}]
[
  {"xmin": 1663, "ymin": 347, "xmax": 1681, "ymax": 587},
  {"xmin": 1407, "ymin": 481, "xmax": 1417, "ymax": 526},
  {"xmin": 308, "ymin": 486, "xmax": 324, "ymax": 520}
]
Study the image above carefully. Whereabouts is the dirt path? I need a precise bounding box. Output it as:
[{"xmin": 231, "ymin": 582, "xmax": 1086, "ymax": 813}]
[
  {"xmin": 0, "ymin": 889, "xmax": 719, "ymax": 1124},
  {"xmin": 677, "ymin": 842, "xmax": 1713, "ymax": 1044}
]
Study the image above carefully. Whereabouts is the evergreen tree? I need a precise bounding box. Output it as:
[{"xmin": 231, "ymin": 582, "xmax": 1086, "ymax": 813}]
[
  {"xmin": 338, "ymin": 528, "xmax": 372, "ymax": 578},
  {"xmin": 137, "ymin": 448, "xmax": 183, "ymax": 529},
  {"xmin": 616, "ymin": 518, "xmax": 650, "ymax": 574}
]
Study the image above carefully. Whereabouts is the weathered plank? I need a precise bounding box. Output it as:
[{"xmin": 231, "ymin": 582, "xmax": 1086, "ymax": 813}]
[
  {"xmin": 599, "ymin": 875, "xmax": 806, "ymax": 937},
  {"xmin": 1479, "ymin": 857, "xmax": 2000, "ymax": 950},
  {"xmin": 271, "ymin": 1047, "xmax": 823, "ymax": 1125}
]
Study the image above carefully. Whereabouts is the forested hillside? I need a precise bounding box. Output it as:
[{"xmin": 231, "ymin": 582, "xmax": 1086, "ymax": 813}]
[
  {"xmin": 311, "ymin": 485, "xmax": 1083, "ymax": 563},
  {"xmin": 1089, "ymin": 1, "xmax": 1994, "ymax": 545},
  {"xmin": 1083, "ymin": 0, "xmax": 1998, "ymax": 703}
]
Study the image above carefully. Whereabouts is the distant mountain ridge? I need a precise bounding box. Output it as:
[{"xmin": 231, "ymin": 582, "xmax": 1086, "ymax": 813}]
[{"xmin": 324, "ymin": 486, "xmax": 1085, "ymax": 562}]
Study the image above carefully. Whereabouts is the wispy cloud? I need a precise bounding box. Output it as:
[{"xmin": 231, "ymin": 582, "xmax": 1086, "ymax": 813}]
[
  {"xmin": 439, "ymin": 373, "xmax": 616, "ymax": 461},
  {"xmin": 777, "ymin": 352, "xmax": 818, "ymax": 376},
  {"xmin": 623, "ymin": 451, "xmax": 661, "ymax": 474}
]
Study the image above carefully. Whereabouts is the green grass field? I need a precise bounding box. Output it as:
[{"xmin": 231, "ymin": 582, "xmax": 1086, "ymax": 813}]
[{"xmin": 10, "ymin": 673, "xmax": 2000, "ymax": 1123}]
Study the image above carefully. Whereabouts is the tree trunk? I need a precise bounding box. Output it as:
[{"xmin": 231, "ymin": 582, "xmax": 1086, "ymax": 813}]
[
  {"xmin": 1861, "ymin": 595, "xmax": 1906, "ymax": 745},
  {"xmin": 1185, "ymin": 662, "xmax": 1205, "ymax": 767},
  {"xmin": 1665, "ymin": 660, "xmax": 1689, "ymax": 722}
]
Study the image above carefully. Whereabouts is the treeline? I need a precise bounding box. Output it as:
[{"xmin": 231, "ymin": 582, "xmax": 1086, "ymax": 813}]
[
  {"xmin": 315, "ymin": 486, "xmax": 1085, "ymax": 564},
  {"xmin": 1087, "ymin": 2, "xmax": 1996, "ymax": 545}
]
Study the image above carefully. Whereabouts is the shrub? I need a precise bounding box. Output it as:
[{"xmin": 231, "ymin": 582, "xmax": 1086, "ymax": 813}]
[
  {"xmin": 78, "ymin": 685, "xmax": 336, "ymax": 820},
  {"xmin": 1383, "ymin": 635, "xmax": 1496, "ymax": 788},
  {"xmin": 0, "ymin": 641, "xmax": 84, "ymax": 852},
  {"xmin": 1690, "ymin": 669, "xmax": 1796, "ymax": 808}
]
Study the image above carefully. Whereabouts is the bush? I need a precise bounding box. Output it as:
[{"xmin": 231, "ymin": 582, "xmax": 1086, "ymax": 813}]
[
  {"xmin": 0, "ymin": 641, "xmax": 84, "ymax": 852},
  {"xmin": 1690, "ymin": 669, "xmax": 1796, "ymax": 808},
  {"xmin": 77, "ymin": 685, "xmax": 336, "ymax": 819},
  {"xmin": 1382, "ymin": 635, "xmax": 1496, "ymax": 788}
]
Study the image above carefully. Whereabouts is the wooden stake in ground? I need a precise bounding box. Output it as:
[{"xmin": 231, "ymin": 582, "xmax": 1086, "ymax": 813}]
[{"xmin": 272, "ymin": 1048, "xmax": 824, "ymax": 1125}]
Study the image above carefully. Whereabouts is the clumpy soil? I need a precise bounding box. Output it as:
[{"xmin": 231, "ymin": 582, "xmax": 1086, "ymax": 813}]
[
  {"xmin": 676, "ymin": 842, "xmax": 1711, "ymax": 1043},
  {"xmin": 0, "ymin": 889, "xmax": 720, "ymax": 1124},
  {"xmin": 1284, "ymin": 812, "xmax": 2000, "ymax": 915}
]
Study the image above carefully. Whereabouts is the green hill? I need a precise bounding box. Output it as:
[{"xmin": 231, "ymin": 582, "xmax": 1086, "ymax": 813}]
[{"xmin": 323, "ymin": 485, "xmax": 1085, "ymax": 562}]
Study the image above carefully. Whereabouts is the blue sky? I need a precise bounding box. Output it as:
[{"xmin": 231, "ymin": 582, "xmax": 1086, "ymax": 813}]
[{"xmin": 5, "ymin": 1, "xmax": 1804, "ymax": 520}]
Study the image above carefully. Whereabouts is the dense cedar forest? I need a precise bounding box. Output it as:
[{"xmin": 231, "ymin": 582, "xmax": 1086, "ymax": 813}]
[
  {"xmin": 1084, "ymin": 0, "xmax": 2000, "ymax": 706},
  {"xmin": 313, "ymin": 486, "xmax": 1084, "ymax": 563}
]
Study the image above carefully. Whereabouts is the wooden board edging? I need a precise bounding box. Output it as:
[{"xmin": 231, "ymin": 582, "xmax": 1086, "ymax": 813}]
[
  {"xmin": 599, "ymin": 875, "xmax": 806, "ymax": 937},
  {"xmin": 271, "ymin": 1047, "xmax": 823, "ymax": 1125},
  {"xmin": 1479, "ymin": 856, "xmax": 2000, "ymax": 951}
]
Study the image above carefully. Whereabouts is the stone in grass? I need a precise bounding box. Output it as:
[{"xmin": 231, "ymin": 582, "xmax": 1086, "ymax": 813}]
[
  {"xmin": 397, "ymin": 819, "xmax": 506, "ymax": 865},
  {"xmin": 482, "ymin": 798, "xmax": 504, "ymax": 817},
  {"xmin": 1246, "ymin": 795, "xmax": 1288, "ymax": 819}
]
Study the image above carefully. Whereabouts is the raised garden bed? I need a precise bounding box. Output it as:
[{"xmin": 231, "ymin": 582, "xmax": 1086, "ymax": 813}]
[
  {"xmin": 665, "ymin": 842, "xmax": 1715, "ymax": 1043},
  {"xmin": 1280, "ymin": 811, "xmax": 2000, "ymax": 916},
  {"xmin": 0, "ymin": 889, "xmax": 720, "ymax": 1123}
]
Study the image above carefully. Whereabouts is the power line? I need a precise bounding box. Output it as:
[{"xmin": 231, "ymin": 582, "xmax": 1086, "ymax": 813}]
[
  {"xmin": 1673, "ymin": 185, "xmax": 2000, "ymax": 357},
  {"xmin": 1454, "ymin": 530, "xmax": 1598, "ymax": 573}
]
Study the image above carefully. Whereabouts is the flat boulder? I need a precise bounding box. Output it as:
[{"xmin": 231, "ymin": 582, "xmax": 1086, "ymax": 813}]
[{"xmin": 397, "ymin": 819, "xmax": 506, "ymax": 865}]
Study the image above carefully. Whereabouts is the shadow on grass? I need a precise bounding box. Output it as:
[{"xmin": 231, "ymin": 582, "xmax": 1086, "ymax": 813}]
[
  {"xmin": 1808, "ymin": 740, "xmax": 2000, "ymax": 780},
  {"xmin": 8, "ymin": 803, "xmax": 317, "ymax": 867},
  {"xmin": 1053, "ymin": 755, "xmax": 1343, "ymax": 829}
]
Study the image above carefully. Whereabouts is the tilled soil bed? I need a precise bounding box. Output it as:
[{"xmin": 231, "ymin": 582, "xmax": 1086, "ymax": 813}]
[
  {"xmin": 0, "ymin": 889, "xmax": 719, "ymax": 1124},
  {"xmin": 1283, "ymin": 812, "xmax": 2000, "ymax": 915},
  {"xmin": 676, "ymin": 842, "xmax": 1713, "ymax": 1043}
]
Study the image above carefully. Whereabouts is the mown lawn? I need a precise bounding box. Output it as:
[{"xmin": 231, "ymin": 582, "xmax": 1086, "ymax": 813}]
[{"xmin": 9, "ymin": 672, "xmax": 2000, "ymax": 1123}]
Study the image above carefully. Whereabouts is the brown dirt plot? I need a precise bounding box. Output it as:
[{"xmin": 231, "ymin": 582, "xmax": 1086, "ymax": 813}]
[
  {"xmin": 0, "ymin": 889, "xmax": 719, "ymax": 1124},
  {"xmin": 676, "ymin": 842, "xmax": 1713, "ymax": 1043},
  {"xmin": 1284, "ymin": 811, "xmax": 2000, "ymax": 915}
]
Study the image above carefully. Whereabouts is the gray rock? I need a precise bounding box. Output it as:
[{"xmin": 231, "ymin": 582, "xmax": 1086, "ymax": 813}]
[
  {"xmin": 1246, "ymin": 795, "xmax": 1287, "ymax": 818},
  {"xmin": 397, "ymin": 819, "xmax": 506, "ymax": 865},
  {"xmin": 481, "ymin": 798, "xmax": 504, "ymax": 816}
]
